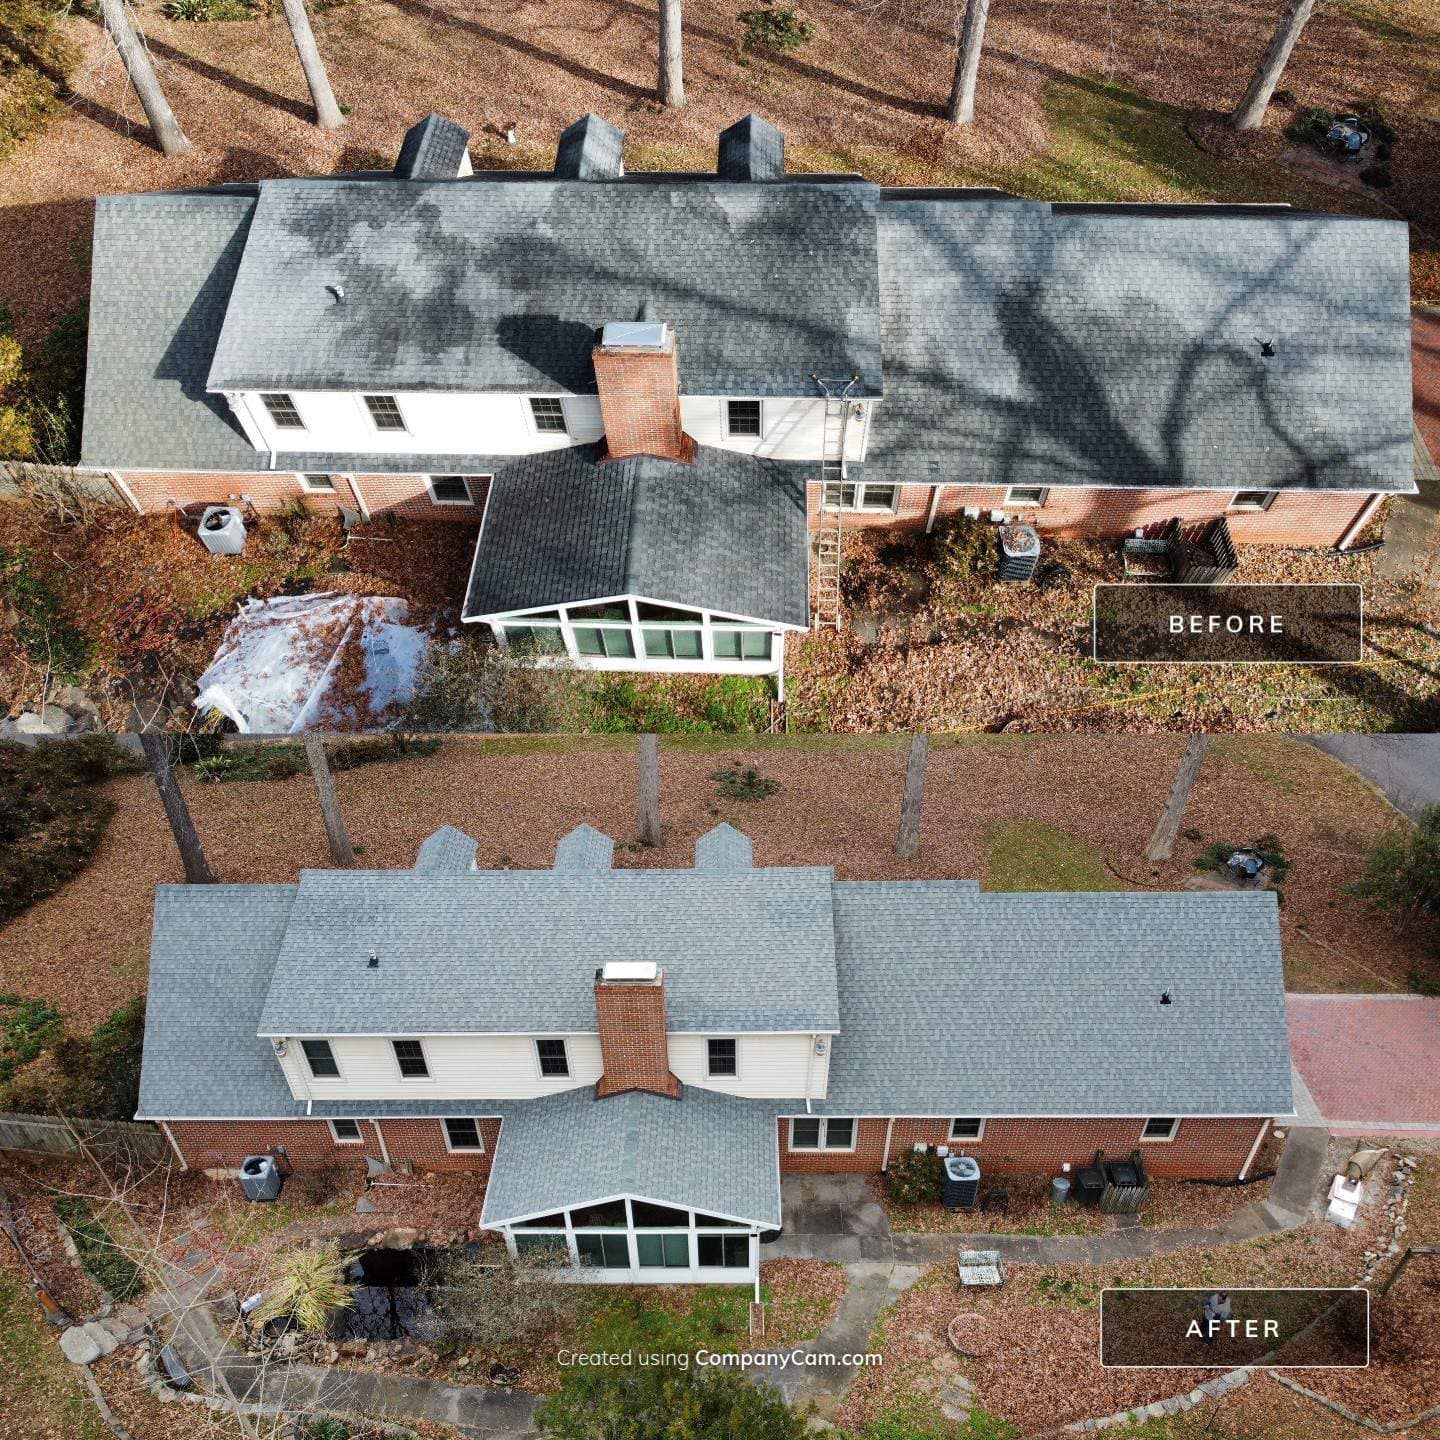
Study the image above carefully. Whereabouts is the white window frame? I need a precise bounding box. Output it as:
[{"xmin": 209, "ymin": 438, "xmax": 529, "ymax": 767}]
[
  {"xmin": 1141, "ymin": 1117, "xmax": 1181, "ymax": 1143},
  {"xmin": 390, "ymin": 1038, "xmax": 432, "ymax": 1082},
  {"xmin": 424, "ymin": 474, "xmax": 479, "ymax": 507},
  {"xmin": 724, "ymin": 398, "xmax": 764, "ymax": 440},
  {"xmin": 300, "ymin": 1038, "xmax": 342, "ymax": 1081},
  {"xmin": 948, "ymin": 1117, "xmax": 986, "ymax": 1142},
  {"xmin": 527, "ymin": 396, "xmax": 570, "ymax": 436},
  {"xmin": 327, "ymin": 1118, "xmax": 363, "ymax": 1145},
  {"xmin": 260, "ymin": 392, "xmax": 306, "ymax": 431},
  {"xmin": 535, "ymin": 1037, "xmax": 570, "ymax": 1079},
  {"xmin": 297, "ymin": 472, "xmax": 337, "ymax": 494},
  {"xmin": 705, "ymin": 1036, "xmax": 739, "ymax": 1080},
  {"xmin": 443, "ymin": 1117, "xmax": 486, "ymax": 1153},
  {"xmin": 1228, "ymin": 490, "xmax": 1276, "ymax": 513},
  {"xmin": 362, "ymin": 393, "xmax": 409, "ymax": 433},
  {"xmin": 1003, "ymin": 486, "xmax": 1048, "ymax": 508},
  {"xmin": 821, "ymin": 480, "xmax": 899, "ymax": 514},
  {"xmin": 788, "ymin": 1116, "xmax": 857, "ymax": 1153}
]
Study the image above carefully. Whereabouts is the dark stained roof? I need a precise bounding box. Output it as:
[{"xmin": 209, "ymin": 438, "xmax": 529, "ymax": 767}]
[
  {"xmin": 462, "ymin": 444, "xmax": 810, "ymax": 626},
  {"xmin": 205, "ymin": 176, "xmax": 884, "ymax": 397},
  {"xmin": 868, "ymin": 196, "xmax": 1415, "ymax": 493},
  {"xmin": 554, "ymin": 113, "xmax": 625, "ymax": 180},
  {"xmin": 394, "ymin": 113, "xmax": 471, "ymax": 180}
]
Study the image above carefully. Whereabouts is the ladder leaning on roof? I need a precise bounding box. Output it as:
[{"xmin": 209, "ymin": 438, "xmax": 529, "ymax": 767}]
[{"xmin": 811, "ymin": 374, "xmax": 857, "ymax": 630}]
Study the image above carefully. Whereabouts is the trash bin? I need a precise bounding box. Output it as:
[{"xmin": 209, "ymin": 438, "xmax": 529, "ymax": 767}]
[
  {"xmin": 238, "ymin": 1154, "xmax": 283, "ymax": 1202},
  {"xmin": 942, "ymin": 1155, "xmax": 981, "ymax": 1210},
  {"xmin": 1050, "ymin": 1175, "xmax": 1071, "ymax": 1206},
  {"xmin": 198, "ymin": 506, "xmax": 247, "ymax": 556}
]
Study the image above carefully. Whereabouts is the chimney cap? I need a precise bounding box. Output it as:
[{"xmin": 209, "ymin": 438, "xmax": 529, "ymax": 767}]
[
  {"xmin": 600, "ymin": 320, "xmax": 670, "ymax": 350},
  {"xmin": 555, "ymin": 113, "xmax": 625, "ymax": 180},
  {"xmin": 600, "ymin": 960, "xmax": 660, "ymax": 984},
  {"xmin": 394, "ymin": 112, "xmax": 472, "ymax": 179},
  {"xmin": 718, "ymin": 114, "xmax": 785, "ymax": 181}
]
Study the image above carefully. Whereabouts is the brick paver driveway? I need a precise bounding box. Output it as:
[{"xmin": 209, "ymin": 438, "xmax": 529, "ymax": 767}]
[{"xmin": 1287, "ymin": 994, "xmax": 1440, "ymax": 1136}]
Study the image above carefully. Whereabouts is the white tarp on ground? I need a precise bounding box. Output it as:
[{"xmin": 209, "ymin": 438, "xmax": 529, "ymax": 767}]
[{"xmin": 193, "ymin": 592, "xmax": 427, "ymax": 734}]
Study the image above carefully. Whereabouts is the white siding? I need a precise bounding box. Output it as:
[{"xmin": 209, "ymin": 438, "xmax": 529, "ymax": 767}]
[
  {"xmin": 680, "ymin": 397, "xmax": 870, "ymax": 462},
  {"xmin": 664, "ymin": 1034, "xmax": 824, "ymax": 1099}
]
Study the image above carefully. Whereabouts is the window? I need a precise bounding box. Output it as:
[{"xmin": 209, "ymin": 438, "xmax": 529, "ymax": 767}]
[
  {"xmin": 570, "ymin": 1199, "xmax": 628, "ymax": 1228},
  {"xmin": 712, "ymin": 628, "xmax": 772, "ymax": 662},
  {"xmin": 790, "ymin": 1117, "xmax": 855, "ymax": 1151},
  {"xmin": 503, "ymin": 623, "xmax": 565, "ymax": 655},
  {"xmin": 260, "ymin": 393, "xmax": 305, "ymax": 430},
  {"xmin": 573, "ymin": 625, "xmax": 636, "ymax": 659},
  {"xmin": 444, "ymin": 1118, "xmax": 484, "ymax": 1151},
  {"xmin": 328, "ymin": 1119, "xmax": 362, "ymax": 1143},
  {"xmin": 1142, "ymin": 1117, "xmax": 1180, "ymax": 1142},
  {"xmin": 576, "ymin": 1233, "xmax": 630, "ymax": 1268},
  {"xmin": 692, "ymin": 1212, "xmax": 746, "ymax": 1228},
  {"xmin": 696, "ymin": 1234, "xmax": 748, "ymax": 1268},
  {"xmin": 636, "ymin": 1232, "xmax": 689, "ymax": 1267},
  {"xmin": 391, "ymin": 1039, "xmax": 430, "ymax": 1079},
  {"xmin": 536, "ymin": 1039, "xmax": 570, "ymax": 1077},
  {"xmin": 363, "ymin": 394, "xmax": 407, "ymax": 431},
  {"xmin": 514, "ymin": 1233, "xmax": 567, "ymax": 1258},
  {"xmin": 726, "ymin": 400, "xmax": 762, "ymax": 438},
  {"xmin": 642, "ymin": 627, "xmax": 703, "ymax": 660},
  {"xmin": 707, "ymin": 1038, "xmax": 738, "ymax": 1078},
  {"xmin": 822, "ymin": 481, "xmax": 898, "ymax": 512},
  {"xmin": 513, "ymin": 1211, "xmax": 567, "ymax": 1229},
  {"xmin": 949, "ymin": 1118, "xmax": 985, "ymax": 1141},
  {"xmin": 1003, "ymin": 486, "xmax": 1047, "ymax": 507},
  {"xmin": 426, "ymin": 475, "xmax": 477, "ymax": 506},
  {"xmin": 530, "ymin": 397, "xmax": 568, "ymax": 434},
  {"xmin": 1229, "ymin": 490, "xmax": 1275, "ymax": 512},
  {"xmin": 632, "ymin": 1201, "xmax": 689, "ymax": 1227},
  {"xmin": 301, "ymin": 1039, "xmax": 339, "ymax": 1078},
  {"xmin": 299, "ymin": 473, "xmax": 336, "ymax": 493}
]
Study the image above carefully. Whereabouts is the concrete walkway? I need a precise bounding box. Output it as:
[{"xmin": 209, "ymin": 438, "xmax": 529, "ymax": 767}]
[{"xmin": 1376, "ymin": 425, "xmax": 1440, "ymax": 585}]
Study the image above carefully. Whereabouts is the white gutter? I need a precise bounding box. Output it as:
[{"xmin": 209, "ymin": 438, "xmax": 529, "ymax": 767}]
[{"xmin": 1336, "ymin": 491, "xmax": 1384, "ymax": 551}]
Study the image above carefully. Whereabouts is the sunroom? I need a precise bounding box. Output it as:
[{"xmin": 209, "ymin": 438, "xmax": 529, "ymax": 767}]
[
  {"xmin": 462, "ymin": 444, "xmax": 809, "ymax": 682},
  {"xmin": 481, "ymin": 1086, "xmax": 782, "ymax": 1289}
]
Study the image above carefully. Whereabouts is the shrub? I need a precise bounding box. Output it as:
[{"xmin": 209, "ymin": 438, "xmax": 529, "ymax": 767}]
[
  {"xmin": 0, "ymin": 542, "xmax": 93, "ymax": 678},
  {"xmin": 303, "ymin": 1419, "xmax": 351, "ymax": 1440},
  {"xmin": 738, "ymin": 3, "xmax": 814, "ymax": 52},
  {"xmin": 1360, "ymin": 165, "xmax": 1392, "ymax": 187},
  {"xmin": 711, "ymin": 765, "xmax": 778, "ymax": 801},
  {"xmin": 885, "ymin": 1147, "xmax": 944, "ymax": 1205},
  {"xmin": 256, "ymin": 1241, "xmax": 355, "ymax": 1334},
  {"xmin": 929, "ymin": 515, "xmax": 998, "ymax": 583},
  {"xmin": 0, "ymin": 1, "xmax": 81, "ymax": 165},
  {"xmin": 163, "ymin": 0, "xmax": 258, "ymax": 18},
  {"xmin": 401, "ymin": 637, "xmax": 568, "ymax": 732},
  {"xmin": 0, "ymin": 995, "xmax": 61, "ymax": 1081},
  {"xmin": 1193, "ymin": 833, "xmax": 1290, "ymax": 883},
  {"xmin": 1351, "ymin": 806, "xmax": 1440, "ymax": 932},
  {"xmin": 1284, "ymin": 106, "xmax": 1332, "ymax": 144},
  {"xmin": 537, "ymin": 1365, "xmax": 808, "ymax": 1440},
  {"xmin": 54, "ymin": 1196, "xmax": 145, "ymax": 1300},
  {"xmin": 424, "ymin": 1247, "xmax": 584, "ymax": 1353}
]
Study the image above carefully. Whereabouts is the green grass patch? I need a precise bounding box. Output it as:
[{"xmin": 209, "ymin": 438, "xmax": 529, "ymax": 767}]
[
  {"xmin": 181, "ymin": 733, "xmax": 441, "ymax": 783},
  {"xmin": 0, "ymin": 1268, "xmax": 107, "ymax": 1439},
  {"xmin": 981, "ymin": 819, "xmax": 1118, "ymax": 892},
  {"xmin": 0, "ymin": 995, "xmax": 61, "ymax": 1081},
  {"xmin": 861, "ymin": 1394, "xmax": 1019, "ymax": 1439},
  {"xmin": 53, "ymin": 1196, "xmax": 145, "ymax": 1301},
  {"xmin": 579, "ymin": 1285, "xmax": 752, "ymax": 1355},
  {"xmin": 571, "ymin": 674, "xmax": 775, "ymax": 733}
]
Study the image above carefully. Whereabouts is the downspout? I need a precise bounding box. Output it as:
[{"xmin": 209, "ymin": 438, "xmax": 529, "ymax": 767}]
[
  {"xmin": 880, "ymin": 1117, "xmax": 896, "ymax": 1172},
  {"xmin": 1336, "ymin": 492, "xmax": 1384, "ymax": 551},
  {"xmin": 803, "ymin": 1033, "xmax": 817, "ymax": 1115},
  {"xmin": 159, "ymin": 1120, "xmax": 188, "ymax": 1172},
  {"xmin": 925, "ymin": 484, "xmax": 943, "ymax": 535},
  {"xmin": 1238, "ymin": 1118, "xmax": 1270, "ymax": 1181},
  {"xmin": 370, "ymin": 1120, "xmax": 391, "ymax": 1166},
  {"xmin": 346, "ymin": 474, "xmax": 372, "ymax": 521}
]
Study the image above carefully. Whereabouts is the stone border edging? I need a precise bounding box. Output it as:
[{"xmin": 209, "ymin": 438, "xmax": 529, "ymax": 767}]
[
  {"xmin": 1049, "ymin": 1364, "xmax": 1258, "ymax": 1434},
  {"xmin": 1269, "ymin": 1373, "xmax": 1440, "ymax": 1434}
]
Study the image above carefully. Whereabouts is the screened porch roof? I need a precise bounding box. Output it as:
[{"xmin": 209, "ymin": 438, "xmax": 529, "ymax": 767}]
[{"xmin": 480, "ymin": 1085, "xmax": 783, "ymax": 1230}]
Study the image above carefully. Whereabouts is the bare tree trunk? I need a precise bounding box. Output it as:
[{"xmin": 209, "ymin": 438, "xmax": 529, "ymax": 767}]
[
  {"xmin": 658, "ymin": 0, "xmax": 685, "ymax": 108},
  {"xmin": 946, "ymin": 0, "xmax": 990, "ymax": 126},
  {"xmin": 896, "ymin": 733, "xmax": 930, "ymax": 859},
  {"xmin": 141, "ymin": 733, "xmax": 217, "ymax": 884},
  {"xmin": 638, "ymin": 734, "xmax": 661, "ymax": 847},
  {"xmin": 1230, "ymin": 0, "xmax": 1317, "ymax": 130},
  {"xmin": 280, "ymin": 0, "xmax": 344, "ymax": 130},
  {"xmin": 1144, "ymin": 735, "xmax": 1211, "ymax": 862},
  {"xmin": 99, "ymin": 0, "xmax": 192, "ymax": 157},
  {"xmin": 304, "ymin": 735, "xmax": 355, "ymax": 866}
]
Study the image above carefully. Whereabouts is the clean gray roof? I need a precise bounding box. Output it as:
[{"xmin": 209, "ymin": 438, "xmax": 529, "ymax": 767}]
[
  {"xmin": 554, "ymin": 823, "xmax": 616, "ymax": 871},
  {"xmin": 413, "ymin": 825, "xmax": 477, "ymax": 872},
  {"xmin": 255, "ymin": 866, "xmax": 840, "ymax": 1036},
  {"xmin": 817, "ymin": 883, "xmax": 1294, "ymax": 1117},
  {"xmin": 136, "ymin": 885, "xmax": 302, "ymax": 1120},
  {"xmin": 462, "ymin": 444, "xmax": 809, "ymax": 626},
  {"xmin": 696, "ymin": 823, "xmax": 754, "ymax": 872},
  {"xmin": 81, "ymin": 190, "xmax": 264, "ymax": 472},
  {"xmin": 868, "ymin": 197, "xmax": 1415, "ymax": 493},
  {"xmin": 206, "ymin": 176, "xmax": 883, "ymax": 396},
  {"xmin": 480, "ymin": 1085, "xmax": 782, "ymax": 1227}
]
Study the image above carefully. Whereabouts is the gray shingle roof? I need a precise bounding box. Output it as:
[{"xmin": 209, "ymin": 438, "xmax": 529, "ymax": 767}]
[
  {"xmin": 136, "ymin": 885, "xmax": 302, "ymax": 1120},
  {"xmin": 461, "ymin": 444, "xmax": 809, "ymax": 626},
  {"xmin": 868, "ymin": 197, "xmax": 1414, "ymax": 493},
  {"xmin": 479, "ymin": 1085, "xmax": 782, "ymax": 1227},
  {"xmin": 413, "ymin": 825, "xmax": 477, "ymax": 872},
  {"xmin": 81, "ymin": 191, "xmax": 264, "ymax": 472},
  {"xmin": 554, "ymin": 114, "xmax": 624, "ymax": 181},
  {"xmin": 394, "ymin": 113, "xmax": 471, "ymax": 180},
  {"xmin": 554, "ymin": 823, "xmax": 616, "ymax": 871},
  {"xmin": 205, "ymin": 176, "xmax": 883, "ymax": 397},
  {"xmin": 695, "ymin": 823, "xmax": 753, "ymax": 871},
  {"xmin": 255, "ymin": 866, "xmax": 841, "ymax": 1036},
  {"xmin": 817, "ymin": 883, "xmax": 1293, "ymax": 1117}
]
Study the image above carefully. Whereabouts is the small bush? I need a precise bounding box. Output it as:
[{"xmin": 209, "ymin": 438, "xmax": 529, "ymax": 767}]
[
  {"xmin": 1350, "ymin": 806, "xmax": 1440, "ymax": 932},
  {"xmin": 257, "ymin": 1241, "xmax": 355, "ymax": 1334},
  {"xmin": 0, "ymin": 2, "xmax": 81, "ymax": 164},
  {"xmin": 929, "ymin": 516, "xmax": 998, "ymax": 583},
  {"xmin": 303, "ymin": 1420, "xmax": 352, "ymax": 1440},
  {"xmin": 738, "ymin": 3, "xmax": 814, "ymax": 52},
  {"xmin": 163, "ymin": 0, "xmax": 258, "ymax": 19},
  {"xmin": 0, "ymin": 542, "xmax": 93, "ymax": 678},
  {"xmin": 1284, "ymin": 106, "xmax": 1333, "ymax": 144},
  {"xmin": 885, "ymin": 1147, "xmax": 944, "ymax": 1205},
  {"xmin": 711, "ymin": 765, "xmax": 779, "ymax": 801},
  {"xmin": 54, "ymin": 1196, "xmax": 145, "ymax": 1300},
  {"xmin": 0, "ymin": 994, "xmax": 61, "ymax": 1081},
  {"xmin": 1360, "ymin": 165, "xmax": 1392, "ymax": 187},
  {"xmin": 187, "ymin": 734, "xmax": 441, "ymax": 783}
]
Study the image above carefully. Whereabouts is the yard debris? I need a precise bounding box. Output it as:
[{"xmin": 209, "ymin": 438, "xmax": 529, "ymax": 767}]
[{"xmin": 193, "ymin": 592, "xmax": 427, "ymax": 733}]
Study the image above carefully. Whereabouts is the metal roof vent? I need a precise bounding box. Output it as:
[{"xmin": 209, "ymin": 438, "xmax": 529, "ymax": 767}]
[
  {"xmin": 1160, "ymin": 991, "xmax": 1172, "ymax": 1005},
  {"xmin": 394, "ymin": 112, "xmax": 473, "ymax": 179},
  {"xmin": 555, "ymin": 113, "xmax": 625, "ymax": 180},
  {"xmin": 367, "ymin": 950, "xmax": 379, "ymax": 969},
  {"xmin": 600, "ymin": 960, "xmax": 660, "ymax": 983},
  {"xmin": 718, "ymin": 114, "xmax": 785, "ymax": 181},
  {"xmin": 1256, "ymin": 337, "xmax": 1276, "ymax": 358}
]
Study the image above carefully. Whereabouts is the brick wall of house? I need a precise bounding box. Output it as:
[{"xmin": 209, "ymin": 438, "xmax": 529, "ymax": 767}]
[
  {"xmin": 806, "ymin": 482, "xmax": 1373, "ymax": 548},
  {"xmin": 594, "ymin": 977, "xmax": 682, "ymax": 1099},
  {"xmin": 165, "ymin": 1118, "xmax": 497, "ymax": 1174},
  {"xmin": 777, "ymin": 1115, "xmax": 1268, "ymax": 1180},
  {"xmin": 108, "ymin": 471, "xmax": 488, "ymax": 523}
]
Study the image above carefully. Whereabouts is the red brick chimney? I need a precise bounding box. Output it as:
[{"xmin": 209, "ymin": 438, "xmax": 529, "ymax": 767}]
[
  {"xmin": 594, "ymin": 962, "xmax": 682, "ymax": 1100},
  {"xmin": 592, "ymin": 321, "xmax": 697, "ymax": 464}
]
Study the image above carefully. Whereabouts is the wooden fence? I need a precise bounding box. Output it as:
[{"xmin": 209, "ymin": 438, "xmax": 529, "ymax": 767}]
[{"xmin": 0, "ymin": 1112, "xmax": 170, "ymax": 1166}]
